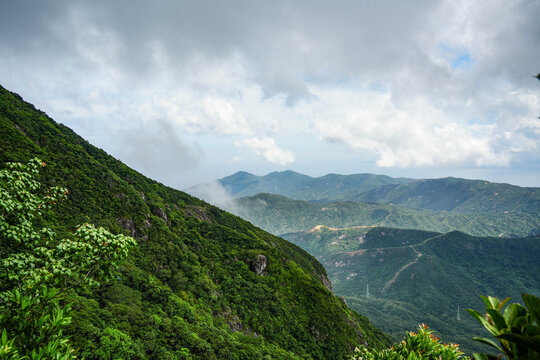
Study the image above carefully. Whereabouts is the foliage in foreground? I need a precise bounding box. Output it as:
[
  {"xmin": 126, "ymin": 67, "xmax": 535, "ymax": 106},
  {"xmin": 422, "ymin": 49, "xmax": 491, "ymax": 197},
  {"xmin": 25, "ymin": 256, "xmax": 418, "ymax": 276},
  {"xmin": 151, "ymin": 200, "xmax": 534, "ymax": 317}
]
[
  {"xmin": 0, "ymin": 158, "xmax": 136, "ymax": 359},
  {"xmin": 467, "ymin": 294, "xmax": 540, "ymax": 360},
  {"xmin": 351, "ymin": 324, "xmax": 469, "ymax": 360}
]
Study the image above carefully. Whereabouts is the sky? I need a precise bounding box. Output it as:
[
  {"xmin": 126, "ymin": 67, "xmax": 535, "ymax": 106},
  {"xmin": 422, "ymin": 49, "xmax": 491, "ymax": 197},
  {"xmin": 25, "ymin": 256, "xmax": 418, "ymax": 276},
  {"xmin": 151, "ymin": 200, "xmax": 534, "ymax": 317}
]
[{"xmin": 1, "ymin": 0, "xmax": 539, "ymax": 191}]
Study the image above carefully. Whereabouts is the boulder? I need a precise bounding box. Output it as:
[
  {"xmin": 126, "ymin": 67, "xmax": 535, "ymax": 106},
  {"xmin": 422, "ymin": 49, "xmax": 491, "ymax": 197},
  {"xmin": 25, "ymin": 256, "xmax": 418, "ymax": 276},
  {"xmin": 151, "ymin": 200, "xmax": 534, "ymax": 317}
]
[
  {"xmin": 249, "ymin": 254, "xmax": 267, "ymax": 275},
  {"xmin": 152, "ymin": 207, "xmax": 168, "ymax": 222}
]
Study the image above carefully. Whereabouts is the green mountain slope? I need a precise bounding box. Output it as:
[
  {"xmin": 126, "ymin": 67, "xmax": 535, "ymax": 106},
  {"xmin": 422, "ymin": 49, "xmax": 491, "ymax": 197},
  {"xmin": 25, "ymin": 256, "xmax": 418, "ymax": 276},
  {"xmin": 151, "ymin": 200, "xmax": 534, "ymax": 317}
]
[
  {"xmin": 356, "ymin": 177, "xmax": 540, "ymax": 213},
  {"xmin": 217, "ymin": 170, "xmax": 540, "ymax": 215},
  {"xmin": 234, "ymin": 193, "xmax": 540, "ymax": 238},
  {"xmin": 0, "ymin": 85, "xmax": 391, "ymax": 360},
  {"xmin": 215, "ymin": 170, "xmax": 413, "ymax": 201},
  {"xmin": 282, "ymin": 227, "xmax": 540, "ymax": 354}
]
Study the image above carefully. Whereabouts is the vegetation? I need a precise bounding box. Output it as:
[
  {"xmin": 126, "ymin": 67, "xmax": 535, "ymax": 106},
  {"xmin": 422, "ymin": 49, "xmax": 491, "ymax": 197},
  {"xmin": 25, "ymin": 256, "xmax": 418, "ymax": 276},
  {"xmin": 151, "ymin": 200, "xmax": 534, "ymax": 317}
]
[
  {"xmin": 212, "ymin": 170, "xmax": 412, "ymax": 201},
  {"xmin": 467, "ymin": 294, "xmax": 540, "ymax": 360},
  {"xmin": 355, "ymin": 178, "xmax": 540, "ymax": 214},
  {"xmin": 0, "ymin": 84, "xmax": 392, "ymax": 359},
  {"xmin": 0, "ymin": 158, "xmax": 136, "ymax": 359},
  {"xmin": 351, "ymin": 324, "xmax": 469, "ymax": 360},
  {"xmin": 283, "ymin": 227, "xmax": 540, "ymax": 353},
  {"xmin": 217, "ymin": 170, "xmax": 540, "ymax": 216},
  {"xmin": 235, "ymin": 193, "xmax": 540, "ymax": 238}
]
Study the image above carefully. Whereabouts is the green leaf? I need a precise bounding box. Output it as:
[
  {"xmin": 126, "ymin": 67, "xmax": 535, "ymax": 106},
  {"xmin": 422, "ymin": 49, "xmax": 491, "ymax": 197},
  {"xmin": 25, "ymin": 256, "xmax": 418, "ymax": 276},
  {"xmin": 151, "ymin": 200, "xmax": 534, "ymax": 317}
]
[
  {"xmin": 523, "ymin": 294, "xmax": 540, "ymax": 325},
  {"xmin": 487, "ymin": 309, "xmax": 509, "ymax": 332},
  {"xmin": 472, "ymin": 337, "xmax": 504, "ymax": 353},
  {"xmin": 498, "ymin": 333, "xmax": 540, "ymax": 353},
  {"xmin": 467, "ymin": 309, "xmax": 492, "ymax": 329},
  {"xmin": 472, "ymin": 353, "xmax": 500, "ymax": 360},
  {"xmin": 503, "ymin": 303, "xmax": 527, "ymax": 328}
]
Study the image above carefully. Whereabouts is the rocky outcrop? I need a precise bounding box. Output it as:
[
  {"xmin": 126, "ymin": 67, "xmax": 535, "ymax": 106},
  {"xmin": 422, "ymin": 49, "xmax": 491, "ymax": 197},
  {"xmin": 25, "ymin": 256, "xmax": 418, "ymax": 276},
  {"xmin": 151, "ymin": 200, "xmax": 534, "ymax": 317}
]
[
  {"xmin": 152, "ymin": 207, "xmax": 168, "ymax": 222},
  {"xmin": 321, "ymin": 275, "xmax": 333, "ymax": 292},
  {"xmin": 117, "ymin": 218, "xmax": 136, "ymax": 237},
  {"xmin": 185, "ymin": 205, "xmax": 212, "ymax": 222},
  {"xmin": 249, "ymin": 255, "xmax": 267, "ymax": 275}
]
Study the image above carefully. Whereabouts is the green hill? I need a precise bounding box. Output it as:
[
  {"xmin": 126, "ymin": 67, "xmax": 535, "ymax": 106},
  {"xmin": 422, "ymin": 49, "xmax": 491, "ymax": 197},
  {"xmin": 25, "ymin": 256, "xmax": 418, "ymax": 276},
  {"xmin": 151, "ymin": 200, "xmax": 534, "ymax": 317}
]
[
  {"xmin": 213, "ymin": 170, "xmax": 412, "ymax": 201},
  {"xmin": 0, "ymin": 84, "xmax": 391, "ymax": 360},
  {"xmin": 234, "ymin": 193, "xmax": 540, "ymax": 238},
  {"xmin": 282, "ymin": 226, "xmax": 540, "ymax": 354},
  {"xmin": 216, "ymin": 170, "xmax": 540, "ymax": 215},
  {"xmin": 356, "ymin": 177, "xmax": 540, "ymax": 213}
]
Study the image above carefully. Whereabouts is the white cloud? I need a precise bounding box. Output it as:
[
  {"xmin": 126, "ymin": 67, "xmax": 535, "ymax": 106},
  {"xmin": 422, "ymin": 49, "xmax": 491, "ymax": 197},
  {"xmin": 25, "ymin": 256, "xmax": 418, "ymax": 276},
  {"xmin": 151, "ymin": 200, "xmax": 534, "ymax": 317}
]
[
  {"xmin": 186, "ymin": 180, "xmax": 238, "ymax": 212},
  {"xmin": 1, "ymin": 0, "xmax": 539, "ymax": 187},
  {"xmin": 312, "ymin": 88, "xmax": 517, "ymax": 168},
  {"xmin": 237, "ymin": 137, "xmax": 295, "ymax": 165}
]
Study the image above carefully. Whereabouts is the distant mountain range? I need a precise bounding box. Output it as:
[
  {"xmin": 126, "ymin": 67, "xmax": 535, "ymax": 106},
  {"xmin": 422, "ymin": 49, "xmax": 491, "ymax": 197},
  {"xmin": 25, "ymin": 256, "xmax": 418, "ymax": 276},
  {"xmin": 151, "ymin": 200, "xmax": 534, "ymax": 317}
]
[
  {"xmin": 215, "ymin": 170, "xmax": 540, "ymax": 238},
  {"xmin": 217, "ymin": 170, "xmax": 413, "ymax": 202},
  {"xmin": 207, "ymin": 169, "xmax": 540, "ymax": 354},
  {"xmin": 217, "ymin": 171, "xmax": 540, "ymax": 214}
]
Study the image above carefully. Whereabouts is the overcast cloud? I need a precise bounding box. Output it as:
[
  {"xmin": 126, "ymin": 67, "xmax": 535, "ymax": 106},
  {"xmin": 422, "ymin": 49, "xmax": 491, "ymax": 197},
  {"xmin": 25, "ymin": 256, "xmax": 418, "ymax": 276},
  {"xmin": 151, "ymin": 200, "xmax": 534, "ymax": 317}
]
[{"xmin": 0, "ymin": 0, "xmax": 539, "ymax": 189}]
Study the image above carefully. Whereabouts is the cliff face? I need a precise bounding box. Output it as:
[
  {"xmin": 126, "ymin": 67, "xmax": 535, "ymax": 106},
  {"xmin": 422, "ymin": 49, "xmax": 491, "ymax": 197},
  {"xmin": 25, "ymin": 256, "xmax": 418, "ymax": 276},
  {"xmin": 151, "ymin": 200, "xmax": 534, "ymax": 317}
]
[{"xmin": 0, "ymin": 84, "xmax": 391, "ymax": 360}]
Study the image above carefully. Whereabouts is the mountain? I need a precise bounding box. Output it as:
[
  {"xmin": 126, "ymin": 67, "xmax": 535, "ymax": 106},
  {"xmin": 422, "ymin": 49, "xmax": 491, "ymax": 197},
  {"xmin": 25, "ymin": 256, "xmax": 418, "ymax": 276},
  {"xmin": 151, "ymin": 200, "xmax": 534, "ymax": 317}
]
[
  {"xmin": 234, "ymin": 193, "xmax": 540, "ymax": 238},
  {"xmin": 282, "ymin": 226, "xmax": 540, "ymax": 353},
  {"xmin": 356, "ymin": 177, "xmax": 540, "ymax": 213},
  {"xmin": 0, "ymin": 84, "xmax": 392, "ymax": 359},
  {"xmin": 217, "ymin": 170, "xmax": 540, "ymax": 215},
  {"xmin": 216, "ymin": 170, "xmax": 413, "ymax": 201}
]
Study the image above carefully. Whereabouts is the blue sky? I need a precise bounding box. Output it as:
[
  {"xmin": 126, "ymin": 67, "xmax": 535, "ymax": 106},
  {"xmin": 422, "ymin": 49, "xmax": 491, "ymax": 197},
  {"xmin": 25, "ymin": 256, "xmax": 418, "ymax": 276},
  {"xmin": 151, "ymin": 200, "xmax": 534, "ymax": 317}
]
[{"xmin": 1, "ymin": 0, "xmax": 539, "ymax": 190}]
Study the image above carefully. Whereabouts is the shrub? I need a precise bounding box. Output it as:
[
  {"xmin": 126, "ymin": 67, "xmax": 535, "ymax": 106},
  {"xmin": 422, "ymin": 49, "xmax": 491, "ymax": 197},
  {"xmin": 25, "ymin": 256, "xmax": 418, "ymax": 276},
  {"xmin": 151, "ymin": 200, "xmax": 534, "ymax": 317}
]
[
  {"xmin": 351, "ymin": 323, "xmax": 469, "ymax": 360},
  {"xmin": 466, "ymin": 294, "xmax": 540, "ymax": 360}
]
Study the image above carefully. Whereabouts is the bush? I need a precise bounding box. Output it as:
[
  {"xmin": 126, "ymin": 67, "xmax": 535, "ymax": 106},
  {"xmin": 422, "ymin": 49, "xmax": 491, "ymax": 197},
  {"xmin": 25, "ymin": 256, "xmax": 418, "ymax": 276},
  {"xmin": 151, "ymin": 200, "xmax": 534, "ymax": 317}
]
[{"xmin": 351, "ymin": 324, "xmax": 469, "ymax": 360}]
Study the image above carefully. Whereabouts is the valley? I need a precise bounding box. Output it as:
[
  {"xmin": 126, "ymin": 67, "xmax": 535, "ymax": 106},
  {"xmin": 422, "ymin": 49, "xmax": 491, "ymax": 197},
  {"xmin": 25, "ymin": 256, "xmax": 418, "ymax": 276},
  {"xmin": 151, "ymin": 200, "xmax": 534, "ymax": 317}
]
[{"xmin": 217, "ymin": 171, "xmax": 540, "ymax": 354}]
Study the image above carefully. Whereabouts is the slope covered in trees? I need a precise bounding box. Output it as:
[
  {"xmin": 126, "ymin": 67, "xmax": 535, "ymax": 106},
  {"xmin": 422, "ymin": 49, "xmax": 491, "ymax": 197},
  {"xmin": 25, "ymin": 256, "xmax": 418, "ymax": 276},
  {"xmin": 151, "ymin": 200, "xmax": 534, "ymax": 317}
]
[
  {"xmin": 282, "ymin": 226, "xmax": 540, "ymax": 353},
  {"xmin": 0, "ymin": 84, "xmax": 391, "ymax": 359},
  {"xmin": 234, "ymin": 193, "xmax": 540, "ymax": 238}
]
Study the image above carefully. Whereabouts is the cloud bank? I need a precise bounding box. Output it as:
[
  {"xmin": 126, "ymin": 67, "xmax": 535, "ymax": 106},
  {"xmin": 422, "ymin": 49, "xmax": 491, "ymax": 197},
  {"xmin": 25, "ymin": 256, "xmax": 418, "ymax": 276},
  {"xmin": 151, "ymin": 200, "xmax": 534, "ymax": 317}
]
[{"xmin": 1, "ymin": 0, "xmax": 539, "ymax": 186}]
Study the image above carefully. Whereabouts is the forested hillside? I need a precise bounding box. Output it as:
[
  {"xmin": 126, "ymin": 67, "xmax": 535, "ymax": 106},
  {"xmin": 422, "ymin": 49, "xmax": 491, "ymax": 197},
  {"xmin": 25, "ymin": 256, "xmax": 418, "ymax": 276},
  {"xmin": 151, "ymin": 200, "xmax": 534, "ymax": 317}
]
[
  {"xmin": 0, "ymin": 85, "xmax": 392, "ymax": 359},
  {"xmin": 282, "ymin": 227, "xmax": 540, "ymax": 353},
  {"xmin": 235, "ymin": 193, "xmax": 540, "ymax": 238},
  {"xmin": 355, "ymin": 178, "xmax": 540, "ymax": 213}
]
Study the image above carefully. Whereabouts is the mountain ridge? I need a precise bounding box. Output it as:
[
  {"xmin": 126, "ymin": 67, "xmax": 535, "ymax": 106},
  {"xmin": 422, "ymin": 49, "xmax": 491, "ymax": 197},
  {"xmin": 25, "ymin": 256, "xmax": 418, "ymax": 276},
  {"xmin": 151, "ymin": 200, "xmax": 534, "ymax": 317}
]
[
  {"xmin": 0, "ymin": 84, "xmax": 391, "ymax": 359},
  {"xmin": 212, "ymin": 170, "xmax": 414, "ymax": 201}
]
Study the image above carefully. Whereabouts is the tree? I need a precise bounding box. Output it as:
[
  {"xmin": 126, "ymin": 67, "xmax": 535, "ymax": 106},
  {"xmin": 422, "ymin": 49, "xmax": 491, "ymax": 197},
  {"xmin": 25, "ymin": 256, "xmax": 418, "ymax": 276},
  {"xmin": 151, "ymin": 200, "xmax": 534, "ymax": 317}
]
[{"xmin": 0, "ymin": 158, "xmax": 136, "ymax": 359}]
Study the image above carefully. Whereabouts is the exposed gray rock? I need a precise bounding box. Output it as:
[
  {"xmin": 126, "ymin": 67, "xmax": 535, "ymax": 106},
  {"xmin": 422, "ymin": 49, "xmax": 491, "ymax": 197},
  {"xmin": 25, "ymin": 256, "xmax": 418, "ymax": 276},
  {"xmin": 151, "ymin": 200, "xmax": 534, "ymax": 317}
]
[
  {"xmin": 143, "ymin": 219, "xmax": 152, "ymax": 229},
  {"xmin": 185, "ymin": 205, "xmax": 212, "ymax": 222},
  {"xmin": 152, "ymin": 207, "xmax": 168, "ymax": 222},
  {"xmin": 321, "ymin": 275, "xmax": 333, "ymax": 292},
  {"xmin": 249, "ymin": 254, "xmax": 267, "ymax": 275},
  {"xmin": 117, "ymin": 218, "xmax": 136, "ymax": 237}
]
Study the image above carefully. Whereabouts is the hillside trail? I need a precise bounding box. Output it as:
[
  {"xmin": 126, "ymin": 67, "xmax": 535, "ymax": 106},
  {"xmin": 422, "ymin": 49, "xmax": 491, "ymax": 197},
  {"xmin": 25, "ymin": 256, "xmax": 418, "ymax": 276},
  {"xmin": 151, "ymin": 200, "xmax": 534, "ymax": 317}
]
[{"xmin": 381, "ymin": 234, "xmax": 444, "ymax": 293}]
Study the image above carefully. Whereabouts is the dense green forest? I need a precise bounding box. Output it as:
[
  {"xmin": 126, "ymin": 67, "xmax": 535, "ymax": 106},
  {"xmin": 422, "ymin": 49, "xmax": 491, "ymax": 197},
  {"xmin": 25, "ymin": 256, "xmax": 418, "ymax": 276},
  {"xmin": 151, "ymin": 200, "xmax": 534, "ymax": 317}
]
[
  {"xmin": 282, "ymin": 226, "xmax": 540, "ymax": 353},
  {"xmin": 233, "ymin": 193, "xmax": 540, "ymax": 238},
  {"xmin": 0, "ymin": 84, "xmax": 392, "ymax": 359}
]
